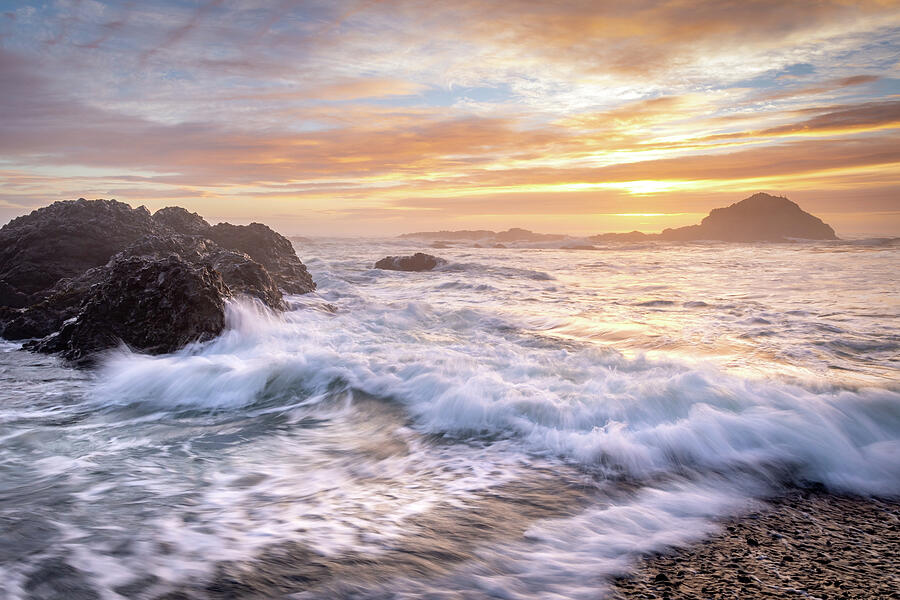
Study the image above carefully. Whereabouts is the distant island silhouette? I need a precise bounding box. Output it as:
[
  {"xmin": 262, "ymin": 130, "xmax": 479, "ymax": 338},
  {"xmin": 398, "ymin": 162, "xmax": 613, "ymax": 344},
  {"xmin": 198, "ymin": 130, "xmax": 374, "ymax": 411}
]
[{"xmin": 401, "ymin": 193, "xmax": 838, "ymax": 243}]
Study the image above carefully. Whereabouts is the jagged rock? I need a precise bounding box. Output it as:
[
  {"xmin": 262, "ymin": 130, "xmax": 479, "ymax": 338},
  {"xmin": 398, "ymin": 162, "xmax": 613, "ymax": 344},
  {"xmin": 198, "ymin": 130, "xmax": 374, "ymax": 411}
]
[
  {"xmin": 116, "ymin": 234, "xmax": 285, "ymax": 309},
  {"xmin": 0, "ymin": 198, "xmax": 160, "ymax": 306},
  {"xmin": 375, "ymin": 253, "xmax": 445, "ymax": 271},
  {"xmin": 659, "ymin": 193, "xmax": 838, "ymax": 242},
  {"xmin": 0, "ymin": 275, "xmax": 91, "ymax": 340},
  {"xmin": 1, "ymin": 199, "xmax": 315, "ymax": 361},
  {"xmin": 206, "ymin": 223, "xmax": 315, "ymax": 294},
  {"xmin": 152, "ymin": 206, "xmax": 211, "ymax": 234},
  {"xmin": 28, "ymin": 255, "xmax": 228, "ymax": 363},
  {"xmin": 119, "ymin": 233, "xmax": 216, "ymax": 263},
  {"xmin": 0, "ymin": 233, "xmax": 285, "ymax": 342},
  {"xmin": 206, "ymin": 248, "xmax": 285, "ymax": 310},
  {"xmin": 0, "ymin": 280, "xmax": 29, "ymax": 308}
]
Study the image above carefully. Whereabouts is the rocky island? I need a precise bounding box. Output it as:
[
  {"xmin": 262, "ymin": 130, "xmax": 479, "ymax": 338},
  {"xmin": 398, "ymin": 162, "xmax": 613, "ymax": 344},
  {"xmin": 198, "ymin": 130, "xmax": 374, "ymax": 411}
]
[
  {"xmin": 592, "ymin": 193, "xmax": 838, "ymax": 243},
  {"xmin": 0, "ymin": 199, "xmax": 315, "ymax": 363},
  {"xmin": 399, "ymin": 227, "xmax": 565, "ymax": 245},
  {"xmin": 401, "ymin": 193, "xmax": 838, "ymax": 245}
]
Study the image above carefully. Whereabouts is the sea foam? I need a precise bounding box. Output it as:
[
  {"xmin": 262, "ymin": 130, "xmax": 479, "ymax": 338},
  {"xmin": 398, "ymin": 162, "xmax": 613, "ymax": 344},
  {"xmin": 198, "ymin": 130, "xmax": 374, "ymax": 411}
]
[{"xmin": 95, "ymin": 298, "xmax": 900, "ymax": 497}]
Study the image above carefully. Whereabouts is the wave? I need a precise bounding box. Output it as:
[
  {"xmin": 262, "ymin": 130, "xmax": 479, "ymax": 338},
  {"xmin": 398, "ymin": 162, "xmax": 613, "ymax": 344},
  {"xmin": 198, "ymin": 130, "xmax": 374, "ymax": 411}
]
[
  {"xmin": 94, "ymin": 300, "xmax": 900, "ymax": 498},
  {"xmin": 438, "ymin": 261, "xmax": 555, "ymax": 281}
]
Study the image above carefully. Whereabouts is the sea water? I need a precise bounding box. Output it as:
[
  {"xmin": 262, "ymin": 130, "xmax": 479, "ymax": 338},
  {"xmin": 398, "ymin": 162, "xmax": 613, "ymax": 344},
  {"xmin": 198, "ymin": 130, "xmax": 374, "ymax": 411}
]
[{"xmin": 1, "ymin": 238, "xmax": 898, "ymax": 599}]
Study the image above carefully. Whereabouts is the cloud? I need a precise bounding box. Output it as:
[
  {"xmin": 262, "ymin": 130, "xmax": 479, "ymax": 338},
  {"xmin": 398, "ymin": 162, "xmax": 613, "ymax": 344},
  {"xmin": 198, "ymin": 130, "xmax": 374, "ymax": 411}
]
[
  {"xmin": 138, "ymin": 0, "xmax": 225, "ymax": 64},
  {"xmin": 754, "ymin": 74, "xmax": 881, "ymax": 102},
  {"xmin": 1, "ymin": 1, "xmax": 899, "ymax": 234},
  {"xmin": 227, "ymin": 78, "xmax": 429, "ymax": 102}
]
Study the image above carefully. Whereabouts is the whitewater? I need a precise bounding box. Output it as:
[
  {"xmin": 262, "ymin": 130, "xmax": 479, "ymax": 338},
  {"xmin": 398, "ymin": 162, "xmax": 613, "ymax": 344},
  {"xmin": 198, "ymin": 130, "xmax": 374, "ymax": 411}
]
[{"xmin": 1, "ymin": 238, "xmax": 898, "ymax": 599}]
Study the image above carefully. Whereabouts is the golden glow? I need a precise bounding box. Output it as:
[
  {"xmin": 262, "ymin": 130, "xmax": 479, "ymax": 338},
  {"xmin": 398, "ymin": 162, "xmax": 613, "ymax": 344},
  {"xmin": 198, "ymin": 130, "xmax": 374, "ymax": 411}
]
[
  {"xmin": 614, "ymin": 213, "xmax": 676, "ymax": 217},
  {"xmin": 0, "ymin": 1, "xmax": 898, "ymax": 236}
]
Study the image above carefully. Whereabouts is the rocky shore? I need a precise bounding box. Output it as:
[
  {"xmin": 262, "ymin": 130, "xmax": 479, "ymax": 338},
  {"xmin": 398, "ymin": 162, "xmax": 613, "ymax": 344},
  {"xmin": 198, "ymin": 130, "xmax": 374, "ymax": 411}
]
[{"xmin": 611, "ymin": 491, "xmax": 900, "ymax": 600}]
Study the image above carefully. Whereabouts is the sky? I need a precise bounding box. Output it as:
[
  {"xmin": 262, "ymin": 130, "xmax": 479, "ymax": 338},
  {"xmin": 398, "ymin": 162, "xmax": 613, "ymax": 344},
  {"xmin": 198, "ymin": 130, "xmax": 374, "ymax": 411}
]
[{"xmin": 0, "ymin": 0, "xmax": 898, "ymax": 236}]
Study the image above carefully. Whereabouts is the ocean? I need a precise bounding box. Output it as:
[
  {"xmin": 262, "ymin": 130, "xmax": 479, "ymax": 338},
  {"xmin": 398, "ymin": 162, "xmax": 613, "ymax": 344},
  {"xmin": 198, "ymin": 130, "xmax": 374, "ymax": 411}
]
[{"xmin": 1, "ymin": 237, "xmax": 898, "ymax": 599}]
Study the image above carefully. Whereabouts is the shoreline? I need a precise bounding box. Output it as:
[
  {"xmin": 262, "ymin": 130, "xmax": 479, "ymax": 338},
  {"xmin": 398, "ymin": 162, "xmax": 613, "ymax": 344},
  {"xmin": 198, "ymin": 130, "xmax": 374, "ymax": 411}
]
[{"xmin": 610, "ymin": 490, "xmax": 900, "ymax": 599}]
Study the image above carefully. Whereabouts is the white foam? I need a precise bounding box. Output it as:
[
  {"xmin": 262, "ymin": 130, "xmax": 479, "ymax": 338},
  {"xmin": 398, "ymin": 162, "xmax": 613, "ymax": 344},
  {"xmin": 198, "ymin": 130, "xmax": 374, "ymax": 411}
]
[{"xmin": 95, "ymin": 299, "xmax": 900, "ymax": 497}]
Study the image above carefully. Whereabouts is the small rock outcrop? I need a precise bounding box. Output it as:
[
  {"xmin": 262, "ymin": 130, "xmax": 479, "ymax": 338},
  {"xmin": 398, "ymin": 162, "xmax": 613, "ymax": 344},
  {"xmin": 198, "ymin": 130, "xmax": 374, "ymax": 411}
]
[
  {"xmin": 375, "ymin": 253, "xmax": 445, "ymax": 272},
  {"xmin": 29, "ymin": 256, "xmax": 228, "ymax": 363},
  {"xmin": 0, "ymin": 198, "xmax": 317, "ymax": 362},
  {"xmin": 659, "ymin": 193, "xmax": 838, "ymax": 242}
]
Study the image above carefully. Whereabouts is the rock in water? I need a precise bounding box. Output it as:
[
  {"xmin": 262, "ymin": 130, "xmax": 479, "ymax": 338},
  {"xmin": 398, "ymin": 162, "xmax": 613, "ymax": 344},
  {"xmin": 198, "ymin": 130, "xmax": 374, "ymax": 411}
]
[
  {"xmin": 374, "ymin": 253, "xmax": 445, "ymax": 271},
  {"xmin": 0, "ymin": 199, "xmax": 160, "ymax": 306},
  {"xmin": 206, "ymin": 222, "xmax": 315, "ymax": 294},
  {"xmin": 660, "ymin": 193, "xmax": 837, "ymax": 242},
  {"xmin": 0, "ymin": 199, "xmax": 318, "ymax": 360},
  {"xmin": 118, "ymin": 234, "xmax": 286, "ymax": 310},
  {"xmin": 0, "ymin": 234, "xmax": 286, "ymax": 342},
  {"xmin": 29, "ymin": 256, "xmax": 228, "ymax": 363}
]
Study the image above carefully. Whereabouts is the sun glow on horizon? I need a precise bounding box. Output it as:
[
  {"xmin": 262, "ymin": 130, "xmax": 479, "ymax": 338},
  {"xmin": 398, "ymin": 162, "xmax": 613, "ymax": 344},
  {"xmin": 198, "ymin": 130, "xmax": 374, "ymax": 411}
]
[{"xmin": 0, "ymin": 1, "xmax": 898, "ymax": 235}]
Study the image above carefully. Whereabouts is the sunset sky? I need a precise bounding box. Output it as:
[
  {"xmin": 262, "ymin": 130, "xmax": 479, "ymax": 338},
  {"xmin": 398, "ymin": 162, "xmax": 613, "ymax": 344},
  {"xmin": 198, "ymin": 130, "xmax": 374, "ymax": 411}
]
[{"xmin": 0, "ymin": 0, "xmax": 898, "ymax": 236}]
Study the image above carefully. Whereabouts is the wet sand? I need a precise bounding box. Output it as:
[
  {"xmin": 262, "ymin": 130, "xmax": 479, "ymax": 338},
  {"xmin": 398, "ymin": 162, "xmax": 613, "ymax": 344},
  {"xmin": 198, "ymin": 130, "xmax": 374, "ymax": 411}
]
[{"xmin": 610, "ymin": 490, "xmax": 900, "ymax": 600}]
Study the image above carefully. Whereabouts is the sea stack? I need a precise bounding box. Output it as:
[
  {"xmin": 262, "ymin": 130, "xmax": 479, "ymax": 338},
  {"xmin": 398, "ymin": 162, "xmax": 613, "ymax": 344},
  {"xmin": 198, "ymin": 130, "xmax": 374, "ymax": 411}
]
[{"xmin": 660, "ymin": 193, "xmax": 838, "ymax": 242}]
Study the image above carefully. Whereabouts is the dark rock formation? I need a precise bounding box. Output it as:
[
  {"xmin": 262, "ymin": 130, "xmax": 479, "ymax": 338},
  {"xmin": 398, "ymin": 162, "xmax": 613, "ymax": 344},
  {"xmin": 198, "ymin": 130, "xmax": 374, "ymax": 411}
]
[
  {"xmin": 0, "ymin": 274, "xmax": 94, "ymax": 340},
  {"xmin": 590, "ymin": 194, "xmax": 838, "ymax": 243},
  {"xmin": 0, "ymin": 199, "xmax": 160, "ymax": 306},
  {"xmin": 118, "ymin": 234, "xmax": 286, "ymax": 310},
  {"xmin": 206, "ymin": 223, "xmax": 315, "ymax": 294},
  {"xmin": 659, "ymin": 193, "xmax": 837, "ymax": 242},
  {"xmin": 375, "ymin": 253, "xmax": 445, "ymax": 272},
  {"xmin": 152, "ymin": 206, "xmax": 211, "ymax": 234},
  {"xmin": 28, "ymin": 255, "xmax": 228, "ymax": 363},
  {"xmin": 0, "ymin": 198, "xmax": 316, "ymax": 362},
  {"xmin": 206, "ymin": 248, "xmax": 285, "ymax": 310}
]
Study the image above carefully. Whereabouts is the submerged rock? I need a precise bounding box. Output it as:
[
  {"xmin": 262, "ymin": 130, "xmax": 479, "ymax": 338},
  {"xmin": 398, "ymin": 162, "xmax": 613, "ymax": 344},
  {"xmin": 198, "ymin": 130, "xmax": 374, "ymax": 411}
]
[
  {"xmin": 28, "ymin": 255, "xmax": 228, "ymax": 363},
  {"xmin": 375, "ymin": 253, "xmax": 445, "ymax": 271}
]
